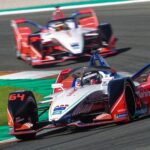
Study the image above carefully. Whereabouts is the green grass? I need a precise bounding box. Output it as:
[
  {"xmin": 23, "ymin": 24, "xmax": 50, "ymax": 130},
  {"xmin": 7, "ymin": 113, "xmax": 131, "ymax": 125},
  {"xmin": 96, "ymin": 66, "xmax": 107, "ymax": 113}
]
[{"xmin": 0, "ymin": 86, "xmax": 42, "ymax": 126}]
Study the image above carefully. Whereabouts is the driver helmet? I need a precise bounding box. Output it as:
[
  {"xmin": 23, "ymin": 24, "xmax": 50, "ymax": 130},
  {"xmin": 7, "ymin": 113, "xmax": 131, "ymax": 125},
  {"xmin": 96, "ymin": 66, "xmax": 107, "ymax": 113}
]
[
  {"xmin": 90, "ymin": 73, "xmax": 102, "ymax": 85},
  {"xmin": 75, "ymin": 78, "xmax": 81, "ymax": 88},
  {"xmin": 54, "ymin": 22, "xmax": 66, "ymax": 31},
  {"xmin": 83, "ymin": 72, "xmax": 102, "ymax": 85}
]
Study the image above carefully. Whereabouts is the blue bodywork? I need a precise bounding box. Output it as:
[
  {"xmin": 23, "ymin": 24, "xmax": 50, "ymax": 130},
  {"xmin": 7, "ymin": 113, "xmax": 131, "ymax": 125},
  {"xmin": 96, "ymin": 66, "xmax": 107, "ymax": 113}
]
[
  {"xmin": 89, "ymin": 51, "xmax": 110, "ymax": 67},
  {"xmin": 132, "ymin": 64, "xmax": 150, "ymax": 79}
]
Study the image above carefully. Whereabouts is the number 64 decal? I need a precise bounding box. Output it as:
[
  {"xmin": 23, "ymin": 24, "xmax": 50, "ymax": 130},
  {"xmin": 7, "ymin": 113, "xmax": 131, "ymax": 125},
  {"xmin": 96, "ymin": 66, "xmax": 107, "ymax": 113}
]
[{"xmin": 9, "ymin": 93, "xmax": 25, "ymax": 101}]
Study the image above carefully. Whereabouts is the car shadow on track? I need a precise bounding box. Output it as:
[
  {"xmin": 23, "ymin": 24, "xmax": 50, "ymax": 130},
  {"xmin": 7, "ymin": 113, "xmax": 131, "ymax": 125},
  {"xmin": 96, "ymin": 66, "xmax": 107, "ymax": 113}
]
[
  {"xmin": 18, "ymin": 114, "xmax": 150, "ymax": 143},
  {"xmin": 17, "ymin": 124, "xmax": 121, "ymax": 150},
  {"xmin": 114, "ymin": 47, "xmax": 131, "ymax": 56},
  {"xmin": 17, "ymin": 116, "xmax": 150, "ymax": 149},
  {"xmin": 35, "ymin": 116, "xmax": 150, "ymax": 140},
  {"xmin": 32, "ymin": 57, "xmax": 90, "ymax": 69},
  {"xmin": 17, "ymin": 124, "xmax": 117, "ymax": 143},
  {"xmin": 31, "ymin": 124, "xmax": 117, "ymax": 141},
  {"xmin": 32, "ymin": 47, "xmax": 131, "ymax": 69}
]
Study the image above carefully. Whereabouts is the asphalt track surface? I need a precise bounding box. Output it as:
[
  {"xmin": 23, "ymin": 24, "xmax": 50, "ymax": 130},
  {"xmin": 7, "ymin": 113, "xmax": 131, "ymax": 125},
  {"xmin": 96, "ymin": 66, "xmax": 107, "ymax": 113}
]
[{"xmin": 1, "ymin": 2, "xmax": 150, "ymax": 150}]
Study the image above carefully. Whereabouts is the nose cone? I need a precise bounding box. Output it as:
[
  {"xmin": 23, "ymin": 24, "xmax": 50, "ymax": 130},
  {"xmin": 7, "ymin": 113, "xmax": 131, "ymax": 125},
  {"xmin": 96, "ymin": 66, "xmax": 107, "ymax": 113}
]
[
  {"xmin": 55, "ymin": 29, "xmax": 84, "ymax": 54},
  {"xmin": 66, "ymin": 30, "xmax": 84, "ymax": 54},
  {"xmin": 49, "ymin": 84, "xmax": 101, "ymax": 122}
]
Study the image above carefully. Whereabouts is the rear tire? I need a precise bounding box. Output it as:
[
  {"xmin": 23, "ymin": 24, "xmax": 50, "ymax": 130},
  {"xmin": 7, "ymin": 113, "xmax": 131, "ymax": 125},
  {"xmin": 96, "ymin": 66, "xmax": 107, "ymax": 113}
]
[
  {"xmin": 23, "ymin": 96, "xmax": 38, "ymax": 125},
  {"xmin": 14, "ymin": 95, "xmax": 37, "ymax": 140},
  {"xmin": 99, "ymin": 23, "xmax": 113, "ymax": 43},
  {"xmin": 125, "ymin": 82, "xmax": 136, "ymax": 121},
  {"xmin": 108, "ymin": 78, "xmax": 136, "ymax": 124}
]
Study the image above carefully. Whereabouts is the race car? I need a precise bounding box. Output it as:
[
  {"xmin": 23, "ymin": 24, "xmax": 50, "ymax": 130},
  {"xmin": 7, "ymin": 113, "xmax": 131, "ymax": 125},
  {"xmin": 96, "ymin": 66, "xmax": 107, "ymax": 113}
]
[
  {"xmin": 11, "ymin": 7, "xmax": 117, "ymax": 67},
  {"xmin": 7, "ymin": 51, "xmax": 150, "ymax": 140}
]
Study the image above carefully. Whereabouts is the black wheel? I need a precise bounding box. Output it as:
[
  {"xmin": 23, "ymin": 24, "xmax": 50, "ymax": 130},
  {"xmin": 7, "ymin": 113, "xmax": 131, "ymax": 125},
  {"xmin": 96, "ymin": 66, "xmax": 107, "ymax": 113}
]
[
  {"xmin": 99, "ymin": 23, "xmax": 113, "ymax": 43},
  {"xmin": 15, "ymin": 133, "xmax": 36, "ymax": 140},
  {"xmin": 8, "ymin": 91, "xmax": 38, "ymax": 140},
  {"xmin": 125, "ymin": 82, "xmax": 136, "ymax": 121},
  {"xmin": 14, "ymin": 96, "xmax": 37, "ymax": 140},
  {"xmin": 24, "ymin": 96, "xmax": 38, "ymax": 125},
  {"xmin": 108, "ymin": 78, "xmax": 136, "ymax": 124}
]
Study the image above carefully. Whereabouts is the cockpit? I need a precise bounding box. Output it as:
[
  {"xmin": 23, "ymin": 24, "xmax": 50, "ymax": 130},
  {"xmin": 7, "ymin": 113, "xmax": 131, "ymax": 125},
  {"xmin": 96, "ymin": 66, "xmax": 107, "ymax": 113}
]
[
  {"xmin": 71, "ymin": 66, "xmax": 115, "ymax": 88},
  {"xmin": 47, "ymin": 18, "xmax": 77, "ymax": 32}
]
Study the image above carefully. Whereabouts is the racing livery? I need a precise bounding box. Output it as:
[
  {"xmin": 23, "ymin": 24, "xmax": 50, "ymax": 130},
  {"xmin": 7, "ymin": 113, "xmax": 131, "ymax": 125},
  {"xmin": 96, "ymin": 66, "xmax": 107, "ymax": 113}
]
[
  {"xmin": 11, "ymin": 8, "xmax": 117, "ymax": 67},
  {"xmin": 7, "ymin": 51, "xmax": 150, "ymax": 140}
]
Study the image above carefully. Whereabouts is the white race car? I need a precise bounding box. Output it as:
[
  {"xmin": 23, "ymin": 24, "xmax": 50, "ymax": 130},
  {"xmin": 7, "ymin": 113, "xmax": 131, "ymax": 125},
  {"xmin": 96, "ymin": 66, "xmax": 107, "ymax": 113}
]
[
  {"xmin": 11, "ymin": 8, "xmax": 117, "ymax": 66},
  {"xmin": 8, "ymin": 51, "xmax": 150, "ymax": 140}
]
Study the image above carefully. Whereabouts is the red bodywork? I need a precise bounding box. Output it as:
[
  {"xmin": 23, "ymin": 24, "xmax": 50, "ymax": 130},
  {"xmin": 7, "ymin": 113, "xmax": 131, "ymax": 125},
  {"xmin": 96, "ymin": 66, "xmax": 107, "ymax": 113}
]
[
  {"xmin": 7, "ymin": 64, "xmax": 150, "ymax": 138},
  {"xmin": 11, "ymin": 8, "xmax": 117, "ymax": 67}
]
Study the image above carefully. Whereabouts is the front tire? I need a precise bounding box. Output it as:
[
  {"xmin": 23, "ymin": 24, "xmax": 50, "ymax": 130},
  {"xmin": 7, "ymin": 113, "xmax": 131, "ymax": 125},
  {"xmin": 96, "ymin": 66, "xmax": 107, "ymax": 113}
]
[{"xmin": 108, "ymin": 78, "xmax": 136, "ymax": 123}]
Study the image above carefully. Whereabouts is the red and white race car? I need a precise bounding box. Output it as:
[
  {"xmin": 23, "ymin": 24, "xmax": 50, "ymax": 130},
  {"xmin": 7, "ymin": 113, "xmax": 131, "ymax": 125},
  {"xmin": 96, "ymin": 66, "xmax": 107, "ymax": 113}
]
[
  {"xmin": 11, "ymin": 7, "xmax": 117, "ymax": 67},
  {"xmin": 7, "ymin": 52, "xmax": 150, "ymax": 140}
]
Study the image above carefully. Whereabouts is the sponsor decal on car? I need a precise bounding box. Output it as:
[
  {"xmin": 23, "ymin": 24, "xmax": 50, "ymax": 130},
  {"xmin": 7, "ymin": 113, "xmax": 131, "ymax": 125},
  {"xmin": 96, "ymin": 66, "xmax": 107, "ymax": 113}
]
[
  {"xmin": 116, "ymin": 113, "xmax": 128, "ymax": 118},
  {"xmin": 9, "ymin": 93, "xmax": 25, "ymax": 101},
  {"xmin": 71, "ymin": 43, "xmax": 79, "ymax": 49},
  {"xmin": 136, "ymin": 88, "xmax": 150, "ymax": 98},
  {"xmin": 52, "ymin": 105, "xmax": 68, "ymax": 115}
]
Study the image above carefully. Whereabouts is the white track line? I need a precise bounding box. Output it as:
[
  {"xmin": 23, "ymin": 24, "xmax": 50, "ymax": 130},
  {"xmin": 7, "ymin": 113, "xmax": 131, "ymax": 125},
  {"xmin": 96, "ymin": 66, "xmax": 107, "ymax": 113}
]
[
  {"xmin": 0, "ymin": 0, "xmax": 150, "ymax": 16},
  {"xmin": 0, "ymin": 71, "xmax": 60, "ymax": 79},
  {"xmin": 0, "ymin": 138, "xmax": 18, "ymax": 145}
]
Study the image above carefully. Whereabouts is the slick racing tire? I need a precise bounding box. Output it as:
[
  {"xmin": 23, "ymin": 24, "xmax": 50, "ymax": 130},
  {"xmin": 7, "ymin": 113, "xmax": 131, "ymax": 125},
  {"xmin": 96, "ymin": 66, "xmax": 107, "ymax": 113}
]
[
  {"xmin": 108, "ymin": 78, "xmax": 136, "ymax": 123},
  {"xmin": 22, "ymin": 95, "xmax": 38, "ymax": 125},
  {"xmin": 124, "ymin": 81, "xmax": 136, "ymax": 121},
  {"xmin": 8, "ymin": 91, "xmax": 38, "ymax": 130}
]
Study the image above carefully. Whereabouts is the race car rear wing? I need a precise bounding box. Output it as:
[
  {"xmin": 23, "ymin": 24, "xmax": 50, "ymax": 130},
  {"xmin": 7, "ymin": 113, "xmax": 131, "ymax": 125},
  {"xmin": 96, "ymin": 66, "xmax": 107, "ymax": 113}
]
[
  {"xmin": 51, "ymin": 7, "xmax": 99, "ymax": 29},
  {"xmin": 72, "ymin": 8, "xmax": 99, "ymax": 29}
]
